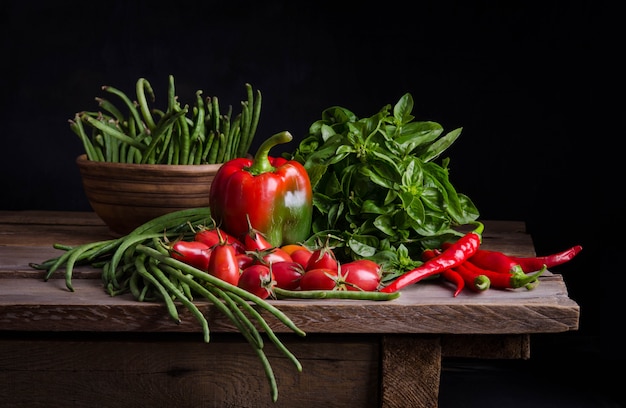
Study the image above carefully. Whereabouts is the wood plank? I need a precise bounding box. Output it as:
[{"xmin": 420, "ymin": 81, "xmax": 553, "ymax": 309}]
[
  {"xmin": 0, "ymin": 274, "xmax": 579, "ymax": 335},
  {"xmin": 0, "ymin": 332, "xmax": 380, "ymax": 408},
  {"xmin": 381, "ymin": 335, "xmax": 441, "ymax": 408}
]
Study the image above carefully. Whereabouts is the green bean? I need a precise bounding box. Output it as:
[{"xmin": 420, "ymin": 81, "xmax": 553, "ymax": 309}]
[
  {"xmin": 239, "ymin": 84, "xmax": 262, "ymax": 157},
  {"xmin": 223, "ymin": 290, "xmax": 302, "ymax": 372},
  {"xmin": 95, "ymin": 97, "xmax": 125, "ymax": 123},
  {"xmin": 103, "ymin": 85, "xmax": 144, "ymax": 133},
  {"xmin": 273, "ymin": 287, "xmax": 401, "ymax": 301},
  {"xmin": 136, "ymin": 78, "xmax": 157, "ymax": 131},
  {"xmin": 107, "ymin": 233, "xmax": 163, "ymax": 285},
  {"xmin": 141, "ymin": 108, "xmax": 187, "ymax": 164},
  {"xmin": 69, "ymin": 113, "xmax": 99, "ymax": 161},
  {"xmin": 215, "ymin": 132, "xmax": 227, "ymax": 163},
  {"xmin": 207, "ymin": 285, "xmax": 264, "ymax": 349},
  {"xmin": 189, "ymin": 90, "xmax": 205, "ymax": 144},
  {"xmin": 134, "ymin": 254, "xmax": 181, "ymax": 324},
  {"xmin": 147, "ymin": 261, "xmax": 208, "ymax": 342},
  {"xmin": 210, "ymin": 96, "xmax": 220, "ymax": 133},
  {"xmin": 202, "ymin": 130, "xmax": 217, "ymax": 163},
  {"xmin": 135, "ymin": 245, "xmax": 305, "ymax": 336},
  {"xmin": 63, "ymin": 240, "xmax": 112, "ymax": 291},
  {"xmin": 81, "ymin": 114, "xmax": 145, "ymax": 150}
]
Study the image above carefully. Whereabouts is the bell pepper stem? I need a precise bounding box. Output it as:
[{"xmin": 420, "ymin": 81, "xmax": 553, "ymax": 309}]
[{"xmin": 248, "ymin": 131, "xmax": 293, "ymax": 175}]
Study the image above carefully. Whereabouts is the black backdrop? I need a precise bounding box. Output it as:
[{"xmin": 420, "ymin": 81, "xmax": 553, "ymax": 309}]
[{"xmin": 1, "ymin": 0, "xmax": 622, "ymax": 401}]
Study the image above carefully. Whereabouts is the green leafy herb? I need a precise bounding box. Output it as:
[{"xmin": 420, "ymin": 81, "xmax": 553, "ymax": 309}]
[{"xmin": 288, "ymin": 93, "xmax": 479, "ymax": 280}]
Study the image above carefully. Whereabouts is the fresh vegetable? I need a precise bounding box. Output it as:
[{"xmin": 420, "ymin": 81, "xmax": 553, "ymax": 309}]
[
  {"xmin": 243, "ymin": 215, "xmax": 274, "ymax": 251},
  {"xmin": 238, "ymin": 264, "xmax": 275, "ymax": 299},
  {"xmin": 450, "ymin": 263, "xmax": 491, "ymax": 292},
  {"xmin": 463, "ymin": 259, "xmax": 546, "ymax": 290},
  {"xmin": 305, "ymin": 237, "xmax": 339, "ymax": 272},
  {"xmin": 507, "ymin": 245, "xmax": 583, "ymax": 272},
  {"xmin": 422, "ymin": 248, "xmax": 464, "ymax": 296},
  {"xmin": 280, "ymin": 244, "xmax": 311, "ymax": 256},
  {"xmin": 195, "ymin": 227, "xmax": 244, "ymax": 253},
  {"xmin": 70, "ymin": 76, "xmax": 261, "ymax": 165},
  {"xmin": 340, "ymin": 260, "xmax": 382, "ymax": 291},
  {"xmin": 273, "ymin": 287, "xmax": 400, "ymax": 301},
  {"xmin": 299, "ymin": 268, "xmax": 339, "ymax": 291},
  {"xmin": 206, "ymin": 231, "xmax": 241, "ymax": 286},
  {"xmin": 441, "ymin": 268, "xmax": 466, "ymax": 297},
  {"xmin": 379, "ymin": 222, "xmax": 484, "ymax": 293},
  {"xmin": 290, "ymin": 249, "xmax": 313, "ymax": 269},
  {"xmin": 466, "ymin": 247, "xmax": 525, "ymax": 274},
  {"xmin": 209, "ymin": 131, "xmax": 313, "ymax": 247},
  {"xmin": 168, "ymin": 240, "xmax": 212, "ymax": 271},
  {"xmin": 288, "ymin": 93, "xmax": 479, "ymax": 276},
  {"xmin": 271, "ymin": 261, "xmax": 305, "ymax": 290},
  {"xmin": 248, "ymin": 247, "xmax": 294, "ymax": 266}
]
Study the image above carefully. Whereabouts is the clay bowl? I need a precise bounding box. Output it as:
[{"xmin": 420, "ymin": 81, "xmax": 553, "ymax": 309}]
[{"xmin": 76, "ymin": 154, "xmax": 222, "ymax": 235}]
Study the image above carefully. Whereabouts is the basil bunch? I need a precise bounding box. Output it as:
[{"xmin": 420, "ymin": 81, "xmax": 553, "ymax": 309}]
[{"xmin": 290, "ymin": 93, "xmax": 479, "ymax": 278}]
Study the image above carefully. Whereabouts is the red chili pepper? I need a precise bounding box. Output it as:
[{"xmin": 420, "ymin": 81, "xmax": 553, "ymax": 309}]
[
  {"xmin": 463, "ymin": 259, "xmax": 546, "ymax": 290},
  {"xmin": 422, "ymin": 248, "xmax": 465, "ymax": 297},
  {"xmin": 452, "ymin": 263, "xmax": 491, "ymax": 292},
  {"xmin": 462, "ymin": 246, "xmax": 524, "ymax": 275},
  {"xmin": 209, "ymin": 131, "xmax": 313, "ymax": 247},
  {"xmin": 379, "ymin": 222, "xmax": 484, "ymax": 293},
  {"xmin": 441, "ymin": 269, "xmax": 466, "ymax": 296},
  {"xmin": 506, "ymin": 245, "xmax": 582, "ymax": 272}
]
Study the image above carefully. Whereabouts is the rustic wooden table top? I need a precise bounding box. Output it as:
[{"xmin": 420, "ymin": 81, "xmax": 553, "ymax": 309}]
[{"xmin": 0, "ymin": 211, "xmax": 580, "ymax": 336}]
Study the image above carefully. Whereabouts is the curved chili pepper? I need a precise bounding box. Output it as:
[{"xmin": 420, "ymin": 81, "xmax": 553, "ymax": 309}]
[
  {"xmin": 463, "ymin": 259, "xmax": 546, "ymax": 290},
  {"xmin": 452, "ymin": 263, "xmax": 491, "ymax": 292},
  {"xmin": 507, "ymin": 245, "xmax": 582, "ymax": 273},
  {"xmin": 422, "ymin": 248, "xmax": 465, "ymax": 297},
  {"xmin": 379, "ymin": 222, "xmax": 484, "ymax": 293},
  {"xmin": 465, "ymin": 247, "xmax": 524, "ymax": 275}
]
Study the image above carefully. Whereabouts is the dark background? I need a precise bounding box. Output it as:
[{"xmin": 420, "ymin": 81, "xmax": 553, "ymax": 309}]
[{"xmin": 1, "ymin": 1, "xmax": 622, "ymax": 406}]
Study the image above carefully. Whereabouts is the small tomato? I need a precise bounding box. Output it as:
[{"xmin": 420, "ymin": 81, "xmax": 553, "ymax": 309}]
[
  {"xmin": 238, "ymin": 264, "xmax": 275, "ymax": 299},
  {"xmin": 170, "ymin": 241, "xmax": 212, "ymax": 271},
  {"xmin": 341, "ymin": 260, "xmax": 382, "ymax": 291},
  {"xmin": 207, "ymin": 242, "xmax": 240, "ymax": 286},
  {"xmin": 290, "ymin": 249, "xmax": 313, "ymax": 269},
  {"xmin": 299, "ymin": 268, "xmax": 339, "ymax": 291},
  {"xmin": 271, "ymin": 261, "xmax": 305, "ymax": 290}
]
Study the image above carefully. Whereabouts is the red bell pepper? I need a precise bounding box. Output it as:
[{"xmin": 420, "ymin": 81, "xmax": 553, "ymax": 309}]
[{"xmin": 209, "ymin": 131, "xmax": 313, "ymax": 248}]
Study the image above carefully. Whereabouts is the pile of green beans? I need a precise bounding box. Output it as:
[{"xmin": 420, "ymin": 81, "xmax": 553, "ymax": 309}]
[
  {"xmin": 69, "ymin": 75, "xmax": 261, "ymax": 165},
  {"xmin": 30, "ymin": 208, "xmax": 302, "ymax": 402}
]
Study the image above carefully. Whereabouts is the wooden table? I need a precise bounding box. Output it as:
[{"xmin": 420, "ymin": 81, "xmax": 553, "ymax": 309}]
[{"xmin": 0, "ymin": 211, "xmax": 580, "ymax": 408}]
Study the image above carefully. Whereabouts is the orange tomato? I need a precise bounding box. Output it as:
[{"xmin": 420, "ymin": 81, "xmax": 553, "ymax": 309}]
[{"xmin": 280, "ymin": 244, "xmax": 311, "ymax": 256}]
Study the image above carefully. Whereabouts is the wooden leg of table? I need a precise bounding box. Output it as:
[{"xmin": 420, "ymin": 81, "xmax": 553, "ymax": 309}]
[{"xmin": 381, "ymin": 335, "xmax": 441, "ymax": 408}]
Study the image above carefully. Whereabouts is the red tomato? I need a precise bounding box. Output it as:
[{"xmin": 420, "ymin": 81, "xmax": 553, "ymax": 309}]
[
  {"xmin": 238, "ymin": 264, "xmax": 275, "ymax": 299},
  {"xmin": 271, "ymin": 261, "xmax": 305, "ymax": 290},
  {"xmin": 299, "ymin": 268, "xmax": 339, "ymax": 290},
  {"xmin": 195, "ymin": 228, "xmax": 244, "ymax": 253},
  {"xmin": 236, "ymin": 253, "xmax": 254, "ymax": 270},
  {"xmin": 243, "ymin": 216, "xmax": 273, "ymax": 251},
  {"xmin": 290, "ymin": 249, "xmax": 313, "ymax": 269},
  {"xmin": 340, "ymin": 260, "xmax": 382, "ymax": 291},
  {"xmin": 250, "ymin": 247, "xmax": 293, "ymax": 266},
  {"xmin": 170, "ymin": 240, "xmax": 212, "ymax": 271},
  {"xmin": 305, "ymin": 245, "xmax": 338, "ymax": 272},
  {"xmin": 207, "ymin": 241, "xmax": 240, "ymax": 286}
]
